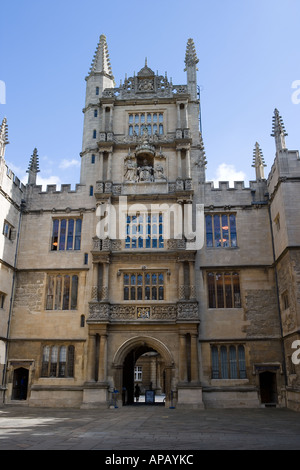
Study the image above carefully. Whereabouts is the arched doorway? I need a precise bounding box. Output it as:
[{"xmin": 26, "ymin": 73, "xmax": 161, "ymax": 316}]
[
  {"xmin": 113, "ymin": 336, "xmax": 174, "ymax": 407},
  {"xmin": 12, "ymin": 367, "xmax": 29, "ymax": 400},
  {"xmin": 259, "ymin": 371, "xmax": 278, "ymax": 405}
]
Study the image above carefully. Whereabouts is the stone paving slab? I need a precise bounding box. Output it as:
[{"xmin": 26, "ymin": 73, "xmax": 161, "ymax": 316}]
[{"xmin": 0, "ymin": 405, "xmax": 299, "ymax": 451}]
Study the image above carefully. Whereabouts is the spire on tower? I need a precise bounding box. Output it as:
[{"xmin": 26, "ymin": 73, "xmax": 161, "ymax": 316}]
[
  {"xmin": 252, "ymin": 142, "xmax": 266, "ymax": 180},
  {"xmin": 27, "ymin": 148, "xmax": 40, "ymax": 185},
  {"xmin": 271, "ymin": 108, "xmax": 288, "ymax": 152},
  {"xmin": 184, "ymin": 38, "xmax": 199, "ymax": 100},
  {"xmin": 88, "ymin": 34, "xmax": 114, "ymax": 79},
  {"xmin": 0, "ymin": 117, "xmax": 9, "ymax": 159},
  {"xmin": 184, "ymin": 38, "xmax": 199, "ymax": 70}
]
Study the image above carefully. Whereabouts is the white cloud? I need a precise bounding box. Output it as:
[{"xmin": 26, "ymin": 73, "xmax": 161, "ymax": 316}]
[
  {"xmin": 36, "ymin": 175, "xmax": 62, "ymax": 190},
  {"xmin": 59, "ymin": 158, "xmax": 80, "ymax": 169},
  {"xmin": 212, "ymin": 163, "xmax": 246, "ymax": 188}
]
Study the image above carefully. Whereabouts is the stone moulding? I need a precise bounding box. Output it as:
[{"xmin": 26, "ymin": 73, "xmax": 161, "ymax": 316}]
[{"xmin": 87, "ymin": 301, "xmax": 199, "ymax": 323}]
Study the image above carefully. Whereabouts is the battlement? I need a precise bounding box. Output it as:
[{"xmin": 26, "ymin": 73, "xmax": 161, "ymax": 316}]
[
  {"xmin": 204, "ymin": 179, "xmax": 268, "ymax": 206},
  {"xmin": 0, "ymin": 162, "xmax": 26, "ymax": 204}
]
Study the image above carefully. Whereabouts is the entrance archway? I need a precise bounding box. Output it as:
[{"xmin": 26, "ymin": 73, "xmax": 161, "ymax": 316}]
[
  {"xmin": 259, "ymin": 371, "xmax": 278, "ymax": 404},
  {"xmin": 113, "ymin": 336, "xmax": 174, "ymax": 406},
  {"xmin": 12, "ymin": 367, "xmax": 29, "ymax": 400}
]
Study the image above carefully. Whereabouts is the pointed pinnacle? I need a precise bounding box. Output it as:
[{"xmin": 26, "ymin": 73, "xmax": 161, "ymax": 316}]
[
  {"xmin": 27, "ymin": 148, "xmax": 40, "ymax": 173},
  {"xmin": 252, "ymin": 142, "xmax": 266, "ymax": 168},
  {"xmin": 0, "ymin": 117, "xmax": 9, "ymax": 145},
  {"xmin": 271, "ymin": 108, "xmax": 288, "ymax": 137},
  {"xmin": 184, "ymin": 38, "xmax": 199, "ymax": 69},
  {"xmin": 89, "ymin": 34, "xmax": 114, "ymax": 78}
]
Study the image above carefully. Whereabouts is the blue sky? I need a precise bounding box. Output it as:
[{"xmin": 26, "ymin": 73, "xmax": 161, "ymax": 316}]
[{"xmin": 1, "ymin": 0, "xmax": 300, "ymax": 189}]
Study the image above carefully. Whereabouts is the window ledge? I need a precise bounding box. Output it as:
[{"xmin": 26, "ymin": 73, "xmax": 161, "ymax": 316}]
[{"xmin": 211, "ymin": 379, "xmax": 249, "ymax": 386}]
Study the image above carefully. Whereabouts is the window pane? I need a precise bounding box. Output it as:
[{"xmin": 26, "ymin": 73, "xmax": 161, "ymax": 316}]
[
  {"xmin": 216, "ymin": 273, "xmax": 224, "ymax": 308},
  {"xmin": 59, "ymin": 346, "xmax": 67, "ymax": 377},
  {"xmin": 74, "ymin": 219, "xmax": 82, "ymax": 250},
  {"xmin": 51, "ymin": 219, "xmax": 59, "ymax": 251},
  {"xmin": 211, "ymin": 346, "xmax": 219, "ymax": 379},
  {"xmin": 238, "ymin": 345, "xmax": 246, "ymax": 378},
  {"xmin": 41, "ymin": 346, "xmax": 50, "ymax": 376},
  {"xmin": 124, "ymin": 287, "xmax": 129, "ymax": 300},
  {"xmin": 233, "ymin": 273, "xmax": 241, "ymax": 307},
  {"xmin": 220, "ymin": 346, "xmax": 228, "ymax": 379},
  {"xmin": 145, "ymin": 286, "xmax": 150, "ymax": 300},
  {"xmin": 229, "ymin": 346, "xmax": 237, "ymax": 379},
  {"xmin": 50, "ymin": 346, "xmax": 58, "ymax": 377},
  {"xmin": 63, "ymin": 275, "xmax": 70, "ymax": 310},
  {"xmin": 207, "ymin": 273, "xmax": 216, "ymax": 308},
  {"xmin": 54, "ymin": 275, "xmax": 62, "ymax": 310},
  {"xmin": 59, "ymin": 219, "xmax": 67, "ymax": 250},
  {"xmin": 224, "ymin": 273, "xmax": 233, "ymax": 308},
  {"xmin": 124, "ymin": 274, "xmax": 129, "ymax": 285},
  {"xmin": 205, "ymin": 215, "xmax": 213, "ymax": 247},
  {"xmin": 46, "ymin": 276, "xmax": 55, "ymax": 310},
  {"xmin": 152, "ymin": 287, "xmax": 157, "ymax": 300},
  {"xmin": 131, "ymin": 274, "xmax": 136, "ymax": 285},
  {"xmin": 230, "ymin": 215, "xmax": 237, "ymax": 247},
  {"xmin": 137, "ymin": 287, "xmax": 143, "ymax": 300},
  {"xmin": 222, "ymin": 215, "xmax": 229, "ymax": 247},
  {"xmin": 67, "ymin": 219, "xmax": 74, "ymax": 250},
  {"xmin": 71, "ymin": 275, "xmax": 78, "ymax": 310},
  {"xmin": 158, "ymin": 286, "xmax": 164, "ymax": 300},
  {"xmin": 214, "ymin": 215, "xmax": 221, "ymax": 247},
  {"xmin": 137, "ymin": 274, "xmax": 143, "ymax": 285},
  {"xmin": 67, "ymin": 346, "xmax": 75, "ymax": 377},
  {"xmin": 130, "ymin": 287, "xmax": 136, "ymax": 300}
]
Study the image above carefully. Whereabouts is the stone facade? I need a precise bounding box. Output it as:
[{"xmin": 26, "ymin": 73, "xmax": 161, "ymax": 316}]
[{"xmin": 0, "ymin": 36, "xmax": 299, "ymax": 410}]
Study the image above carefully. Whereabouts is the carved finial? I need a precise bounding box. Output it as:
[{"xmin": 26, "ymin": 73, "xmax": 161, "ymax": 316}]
[
  {"xmin": 252, "ymin": 142, "xmax": 266, "ymax": 180},
  {"xmin": 27, "ymin": 148, "xmax": 40, "ymax": 185},
  {"xmin": 271, "ymin": 108, "xmax": 288, "ymax": 151},
  {"xmin": 184, "ymin": 38, "xmax": 199, "ymax": 70},
  {"xmin": 0, "ymin": 117, "xmax": 9, "ymax": 158}
]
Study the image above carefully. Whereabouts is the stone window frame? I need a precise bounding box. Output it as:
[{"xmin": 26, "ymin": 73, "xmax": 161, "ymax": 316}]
[
  {"xmin": 2, "ymin": 219, "xmax": 14, "ymax": 241},
  {"xmin": 128, "ymin": 111, "xmax": 164, "ymax": 136},
  {"xmin": 45, "ymin": 273, "xmax": 79, "ymax": 311},
  {"xmin": 205, "ymin": 213, "xmax": 237, "ymax": 248},
  {"xmin": 211, "ymin": 344, "xmax": 247, "ymax": 379},
  {"xmin": 0, "ymin": 291, "xmax": 6, "ymax": 309},
  {"xmin": 40, "ymin": 344, "xmax": 75, "ymax": 378},
  {"xmin": 123, "ymin": 270, "xmax": 165, "ymax": 302},
  {"xmin": 125, "ymin": 212, "xmax": 164, "ymax": 249},
  {"xmin": 207, "ymin": 271, "xmax": 241, "ymax": 309},
  {"xmin": 51, "ymin": 217, "xmax": 82, "ymax": 252},
  {"xmin": 281, "ymin": 290, "xmax": 289, "ymax": 311}
]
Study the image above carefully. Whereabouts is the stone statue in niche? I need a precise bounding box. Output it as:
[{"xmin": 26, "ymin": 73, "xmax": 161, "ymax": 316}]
[
  {"xmin": 154, "ymin": 163, "xmax": 166, "ymax": 181},
  {"xmin": 124, "ymin": 157, "xmax": 137, "ymax": 182},
  {"xmin": 137, "ymin": 159, "xmax": 154, "ymax": 182}
]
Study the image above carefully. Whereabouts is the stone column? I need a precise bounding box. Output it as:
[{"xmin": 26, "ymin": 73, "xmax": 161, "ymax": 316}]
[
  {"xmin": 178, "ymin": 262, "xmax": 185, "ymax": 300},
  {"xmin": 189, "ymin": 261, "xmax": 196, "ymax": 300},
  {"xmin": 102, "ymin": 262, "xmax": 109, "ymax": 301},
  {"xmin": 109, "ymin": 106, "xmax": 114, "ymax": 132},
  {"xmin": 102, "ymin": 107, "xmax": 106, "ymax": 132},
  {"xmin": 186, "ymin": 148, "xmax": 191, "ymax": 179},
  {"xmin": 107, "ymin": 152, "xmax": 112, "ymax": 180},
  {"xmin": 91, "ymin": 262, "xmax": 98, "ymax": 300},
  {"xmin": 179, "ymin": 333, "xmax": 187, "ymax": 382},
  {"xmin": 176, "ymin": 103, "xmax": 181, "ymax": 129},
  {"xmin": 184, "ymin": 103, "xmax": 189, "ymax": 128},
  {"xmin": 177, "ymin": 148, "xmax": 182, "ymax": 178},
  {"xmin": 86, "ymin": 333, "xmax": 97, "ymax": 381},
  {"xmin": 150, "ymin": 356, "xmax": 157, "ymax": 389},
  {"xmin": 99, "ymin": 151, "xmax": 104, "ymax": 180},
  {"xmin": 98, "ymin": 334, "xmax": 108, "ymax": 382},
  {"xmin": 190, "ymin": 333, "xmax": 199, "ymax": 382}
]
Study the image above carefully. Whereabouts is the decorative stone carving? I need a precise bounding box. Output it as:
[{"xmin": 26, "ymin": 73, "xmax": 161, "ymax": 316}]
[
  {"xmin": 185, "ymin": 179, "xmax": 193, "ymax": 190},
  {"xmin": 137, "ymin": 160, "xmax": 154, "ymax": 182},
  {"xmin": 154, "ymin": 163, "xmax": 166, "ymax": 181},
  {"xmin": 88, "ymin": 303, "xmax": 110, "ymax": 321},
  {"xmin": 111, "ymin": 239, "xmax": 122, "ymax": 251},
  {"xmin": 176, "ymin": 179, "xmax": 184, "ymax": 191},
  {"xmin": 177, "ymin": 302, "xmax": 199, "ymax": 319},
  {"xmin": 96, "ymin": 182, "xmax": 104, "ymax": 193},
  {"xmin": 91, "ymin": 286, "xmax": 98, "ymax": 300},
  {"xmin": 152, "ymin": 305, "xmax": 177, "ymax": 320},
  {"xmin": 104, "ymin": 181, "xmax": 112, "ymax": 193},
  {"xmin": 110, "ymin": 305, "xmax": 135, "ymax": 319}
]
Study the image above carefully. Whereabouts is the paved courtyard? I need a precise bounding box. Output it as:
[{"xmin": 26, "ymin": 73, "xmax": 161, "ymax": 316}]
[{"xmin": 0, "ymin": 404, "xmax": 299, "ymax": 451}]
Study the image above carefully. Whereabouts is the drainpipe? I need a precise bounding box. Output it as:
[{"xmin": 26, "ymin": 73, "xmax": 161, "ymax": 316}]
[
  {"xmin": 1, "ymin": 198, "xmax": 25, "ymax": 403},
  {"xmin": 268, "ymin": 202, "xmax": 288, "ymax": 390}
]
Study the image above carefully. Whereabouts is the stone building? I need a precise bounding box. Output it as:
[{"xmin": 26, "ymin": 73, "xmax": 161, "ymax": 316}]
[{"xmin": 0, "ymin": 35, "xmax": 299, "ymax": 410}]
